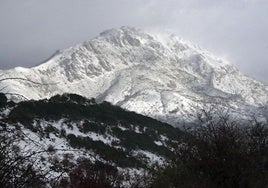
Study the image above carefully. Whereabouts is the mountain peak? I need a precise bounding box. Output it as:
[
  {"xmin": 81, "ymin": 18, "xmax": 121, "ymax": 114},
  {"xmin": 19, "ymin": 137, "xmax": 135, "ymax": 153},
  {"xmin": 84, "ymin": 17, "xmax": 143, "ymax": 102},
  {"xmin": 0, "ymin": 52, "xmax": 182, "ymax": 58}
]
[
  {"xmin": 100, "ymin": 26, "xmax": 140, "ymax": 35},
  {"xmin": 1, "ymin": 27, "xmax": 267, "ymax": 126}
]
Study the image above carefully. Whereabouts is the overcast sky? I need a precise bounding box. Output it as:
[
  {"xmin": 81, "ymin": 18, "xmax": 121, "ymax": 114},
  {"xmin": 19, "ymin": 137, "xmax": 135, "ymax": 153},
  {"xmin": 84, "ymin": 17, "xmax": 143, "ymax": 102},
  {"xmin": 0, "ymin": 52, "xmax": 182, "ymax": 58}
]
[{"xmin": 0, "ymin": 0, "xmax": 268, "ymax": 83}]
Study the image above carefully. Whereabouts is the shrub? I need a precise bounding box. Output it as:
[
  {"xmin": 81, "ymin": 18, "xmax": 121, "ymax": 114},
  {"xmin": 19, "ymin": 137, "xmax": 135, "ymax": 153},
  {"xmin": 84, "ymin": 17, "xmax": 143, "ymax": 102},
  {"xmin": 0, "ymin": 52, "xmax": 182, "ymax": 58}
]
[
  {"xmin": 150, "ymin": 112, "xmax": 268, "ymax": 188},
  {"xmin": 59, "ymin": 159, "xmax": 122, "ymax": 188}
]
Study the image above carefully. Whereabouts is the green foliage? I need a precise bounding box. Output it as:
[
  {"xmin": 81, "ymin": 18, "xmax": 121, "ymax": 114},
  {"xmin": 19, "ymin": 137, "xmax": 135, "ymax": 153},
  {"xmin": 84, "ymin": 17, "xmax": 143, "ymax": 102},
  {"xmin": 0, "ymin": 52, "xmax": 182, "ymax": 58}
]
[
  {"xmin": 80, "ymin": 120, "xmax": 106, "ymax": 134},
  {"xmin": 0, "ymin": 93, "xmax": 190, "ymax": 186},
  {"xmin": 2, "ymin": 93, "xmax": 268, "ymax": 187},
  {"xmin": 0, "ymin": 93, "xmax": 7, "ymax": 108},
  {"xmin": 8, "ymin": 94, "xmax": 183, "ymax": 138},
  {"xmin": 67, "ymin": 134, "xmax": 145, "ymax": 168},
  {"xmin": 44, "ymin": 124, "xmax": 59, "ymax": 136},
  {"xmin": 49, "ymin": 93, "xmax": 95, "ymax": 104},
  {"xmin": 6, "ymin": 93, "xmax": 185, "ymax": 163},
  {"xmin": 112, "ymin": 127, "xmax": 174, "ymax": 158}
]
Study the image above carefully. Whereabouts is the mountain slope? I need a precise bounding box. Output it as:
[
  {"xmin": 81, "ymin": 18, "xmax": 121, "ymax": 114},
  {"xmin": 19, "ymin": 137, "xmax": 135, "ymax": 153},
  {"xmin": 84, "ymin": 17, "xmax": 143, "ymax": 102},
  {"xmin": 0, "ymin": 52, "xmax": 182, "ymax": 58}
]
[
  {"xmin": 0, "ymin": 27, "xmax": 267, "ymax": 125},
  {"xmin": 0, "ymin": 93, "xmax": 187, "ymax": 186}
]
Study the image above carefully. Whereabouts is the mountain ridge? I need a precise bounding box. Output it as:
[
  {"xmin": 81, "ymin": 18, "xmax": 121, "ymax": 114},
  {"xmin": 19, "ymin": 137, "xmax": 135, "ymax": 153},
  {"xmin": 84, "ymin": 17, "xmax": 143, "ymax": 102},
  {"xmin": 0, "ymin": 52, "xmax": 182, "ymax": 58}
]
[
  {"xmin": 0, "ymin": 26, "xmax": 267, "ymax": 126},
  {"xmin": 0, "ymin": 93, "xmax": 188, "ymax": 186}
]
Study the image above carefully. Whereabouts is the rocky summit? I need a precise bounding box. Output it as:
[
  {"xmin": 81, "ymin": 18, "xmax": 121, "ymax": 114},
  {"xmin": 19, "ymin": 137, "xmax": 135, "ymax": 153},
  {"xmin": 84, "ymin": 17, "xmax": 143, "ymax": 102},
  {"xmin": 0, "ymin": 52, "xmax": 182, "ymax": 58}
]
[{"xmin": 1, "ymin": 27, "xmax": 267, "ymax": 126}]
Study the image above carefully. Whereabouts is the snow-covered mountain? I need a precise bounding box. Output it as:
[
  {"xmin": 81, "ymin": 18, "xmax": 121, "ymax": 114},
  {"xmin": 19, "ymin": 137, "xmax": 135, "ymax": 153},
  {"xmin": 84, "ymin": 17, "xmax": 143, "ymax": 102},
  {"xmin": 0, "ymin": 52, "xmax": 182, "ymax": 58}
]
[{"xmin": 1, "ymin": 26, "xmax": 267, "ymax": 125}]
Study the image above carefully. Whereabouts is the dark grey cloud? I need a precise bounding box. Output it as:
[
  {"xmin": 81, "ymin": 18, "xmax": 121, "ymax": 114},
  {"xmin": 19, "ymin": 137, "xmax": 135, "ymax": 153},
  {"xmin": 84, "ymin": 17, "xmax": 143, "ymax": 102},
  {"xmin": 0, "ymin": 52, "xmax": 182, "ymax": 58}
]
[{"xmin": 0, "ymin": 0, "xmax": 267, "ymax": 83}]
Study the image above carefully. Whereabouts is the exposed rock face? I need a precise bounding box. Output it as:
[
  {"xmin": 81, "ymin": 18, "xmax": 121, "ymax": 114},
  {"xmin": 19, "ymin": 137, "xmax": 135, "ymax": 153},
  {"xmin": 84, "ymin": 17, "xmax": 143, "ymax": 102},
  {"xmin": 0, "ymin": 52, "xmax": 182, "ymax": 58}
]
[{"xmin": 1, "ymin": 27, "xmax": 267, "ymax": 126}]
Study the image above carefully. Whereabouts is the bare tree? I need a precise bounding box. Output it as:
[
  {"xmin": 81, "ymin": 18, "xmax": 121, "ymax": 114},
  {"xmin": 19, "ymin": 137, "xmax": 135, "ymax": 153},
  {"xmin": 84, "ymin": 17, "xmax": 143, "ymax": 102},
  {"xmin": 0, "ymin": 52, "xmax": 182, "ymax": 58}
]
[
  {"xmin": 150, "ymin": 109, "xmax": 268, "ymax": 188},
  {"xmin": 0, "ymin": 128, "xmax": 49, "ymax": 188}
]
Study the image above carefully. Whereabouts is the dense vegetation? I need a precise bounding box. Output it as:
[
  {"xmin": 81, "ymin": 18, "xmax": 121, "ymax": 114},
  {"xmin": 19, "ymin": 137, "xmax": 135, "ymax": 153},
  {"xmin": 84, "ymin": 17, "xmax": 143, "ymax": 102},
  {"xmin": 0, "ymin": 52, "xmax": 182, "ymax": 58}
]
[
  {"xmin": 150, "ymin": 111, "xmax": 268, "ymax": 188},
  {"xmin": 0, "ymin": 93, "xmax": 268, "ymax": 187},
  {"xmin": 2, "ymin": 93, "xmax": 184, "ymax": 169}
]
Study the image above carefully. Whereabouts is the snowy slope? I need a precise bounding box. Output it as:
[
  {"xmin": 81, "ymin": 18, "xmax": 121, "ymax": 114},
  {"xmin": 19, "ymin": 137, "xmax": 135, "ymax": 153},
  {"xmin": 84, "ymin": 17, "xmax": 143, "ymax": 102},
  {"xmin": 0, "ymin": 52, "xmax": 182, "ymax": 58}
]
[
  {"xmin": 0, "ymin": 93, "xmax": 184, "ymax": 186},
  {"xmin": 0, "ymin": 26, "xmax": 267, "ymax": 125}
]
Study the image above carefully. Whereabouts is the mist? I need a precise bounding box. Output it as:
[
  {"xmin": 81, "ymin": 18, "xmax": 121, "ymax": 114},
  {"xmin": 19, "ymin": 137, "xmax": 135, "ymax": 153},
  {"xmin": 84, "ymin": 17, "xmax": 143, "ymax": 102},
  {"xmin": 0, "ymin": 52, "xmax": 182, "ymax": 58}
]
[{"xmin": 0, "ymin": 0, "xmax": 267, "ymax": 83}]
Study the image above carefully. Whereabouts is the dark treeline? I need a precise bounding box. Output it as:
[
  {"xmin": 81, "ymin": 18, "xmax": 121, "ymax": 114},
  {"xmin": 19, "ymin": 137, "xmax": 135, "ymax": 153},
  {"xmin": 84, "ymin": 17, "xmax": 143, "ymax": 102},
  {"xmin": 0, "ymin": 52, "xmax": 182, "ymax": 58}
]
[
  {"xmin": 0, "ymin": 93, "xmax": 268, "ymax": 188},
  {"xmin": 150, "ymin": 110, "xmax": 268, "ymax": 188}
]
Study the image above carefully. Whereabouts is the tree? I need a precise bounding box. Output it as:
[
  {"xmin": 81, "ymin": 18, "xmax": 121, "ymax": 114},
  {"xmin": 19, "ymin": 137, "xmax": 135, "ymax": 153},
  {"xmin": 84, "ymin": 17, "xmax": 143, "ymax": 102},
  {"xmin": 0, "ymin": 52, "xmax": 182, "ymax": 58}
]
[
  {"xmin": 150, "ymin": 110, "xmax": 268, "ymax": 188},
  {"xmin": 59, "ymin": 159, "xmax": 123, "ymax": 188},
  {"xmin": 0, "ymin": 128, "xmax": 47, "ymax": 188}
]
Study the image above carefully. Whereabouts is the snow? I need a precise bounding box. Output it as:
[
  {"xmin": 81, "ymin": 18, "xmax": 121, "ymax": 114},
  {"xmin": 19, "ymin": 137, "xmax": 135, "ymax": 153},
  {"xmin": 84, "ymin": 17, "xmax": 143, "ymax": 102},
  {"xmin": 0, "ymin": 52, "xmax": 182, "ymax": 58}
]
[
  {"xmin": 160, "ymin": 135, "xmax": 169, "ymax": 142},
  {"xmin": 154, "ymin": 141, "xmax": 163, "ymax": 146},
  {"xmin": 118, "ymin": 124, "xmax": 128, "ymax": 131},
  {"xmin": 131, "ymin": 150, "xmax": 165, "ymax": 166},
  {"xmin": 52, "ymin": 119, "xmax": 120, "ymax": 146},
  {"xmin": 0, "ymin": 26, "xmax": 267, "ymax": 126},
  {"xmin": 0, "ymin": 104, "xmax": 173, "ymax": 187}
]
